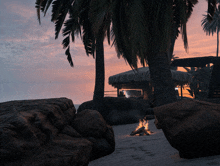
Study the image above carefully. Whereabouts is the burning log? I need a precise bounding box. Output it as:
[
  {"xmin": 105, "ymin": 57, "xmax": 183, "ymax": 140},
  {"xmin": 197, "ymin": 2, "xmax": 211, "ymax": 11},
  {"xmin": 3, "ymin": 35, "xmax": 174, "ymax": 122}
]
[
  {"xmin": 130, "ymin": 119, "xmax": 152, "ymax": 136},
  {"xmin": 130, "ymin": 127, "xmax": 149, "ymax": 136}
]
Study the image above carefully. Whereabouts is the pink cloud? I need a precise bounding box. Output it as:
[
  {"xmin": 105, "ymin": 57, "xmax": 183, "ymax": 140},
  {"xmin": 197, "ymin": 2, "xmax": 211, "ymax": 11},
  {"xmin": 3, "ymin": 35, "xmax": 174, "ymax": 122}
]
[{"xmin": 6, "ymin": 2, "xmax": 36, "ymax": 20}]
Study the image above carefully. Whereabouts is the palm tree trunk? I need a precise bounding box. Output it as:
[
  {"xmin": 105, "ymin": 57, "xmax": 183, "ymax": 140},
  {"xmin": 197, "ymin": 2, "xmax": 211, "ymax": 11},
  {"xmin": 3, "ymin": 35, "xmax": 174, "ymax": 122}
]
[
  {"xmin": 217, "ymin": 27, "xmax": 219, "ymax": 57},
  {"xmin": 93, "ymin": 31, "xmax": 105, "ymax": 113},
  {"xmin": 147, "ymin": 52, "xmax": 177, "ymax": 106}
]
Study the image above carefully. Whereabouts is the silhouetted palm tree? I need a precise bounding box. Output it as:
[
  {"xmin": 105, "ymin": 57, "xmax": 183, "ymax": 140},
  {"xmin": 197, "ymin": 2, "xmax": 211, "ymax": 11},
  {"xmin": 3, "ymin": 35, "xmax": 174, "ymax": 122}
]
[
  {"xmin": 202, "ymin": 2, "xmax": 220, "ymax": 57},
  {"xmin": 108, "ymin": 0, "xmax": 215, "ymax": 106},
  {"xmin": 35, "ymin": 0, "xmax": 111, "ymax": 112},
  {"xmin": 102, "ymin": 0, "xmax": 198, "ymax": 106}
]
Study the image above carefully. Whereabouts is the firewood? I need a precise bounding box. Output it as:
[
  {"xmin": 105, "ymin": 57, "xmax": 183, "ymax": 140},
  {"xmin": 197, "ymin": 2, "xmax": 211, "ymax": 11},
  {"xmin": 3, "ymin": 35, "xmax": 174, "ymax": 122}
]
[
  {"xmin": 130, "ymin": 127, "xmax": 145, "ymax": 136},
  {"xmin": 143, "ymin": 130, "xmax": 150, "ymax": 135}
]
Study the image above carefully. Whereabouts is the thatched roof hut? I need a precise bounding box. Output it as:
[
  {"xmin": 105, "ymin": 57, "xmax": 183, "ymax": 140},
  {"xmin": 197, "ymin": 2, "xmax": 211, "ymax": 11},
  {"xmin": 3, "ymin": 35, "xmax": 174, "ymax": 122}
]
[
  {"xmin": 108, "ymin": 67, "xmax": 192, "ymax": 99},
  {"xmin": 109, "ymin": 67, "xmax": 192, "ymax": 87}
]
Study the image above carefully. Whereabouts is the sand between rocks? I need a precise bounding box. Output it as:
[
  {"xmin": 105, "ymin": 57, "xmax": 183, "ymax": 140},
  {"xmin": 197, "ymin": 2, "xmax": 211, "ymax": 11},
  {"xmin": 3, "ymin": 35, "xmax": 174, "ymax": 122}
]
[{"xmin": 89, "ymin": 119, "xmax": 220, "ymax": 166}]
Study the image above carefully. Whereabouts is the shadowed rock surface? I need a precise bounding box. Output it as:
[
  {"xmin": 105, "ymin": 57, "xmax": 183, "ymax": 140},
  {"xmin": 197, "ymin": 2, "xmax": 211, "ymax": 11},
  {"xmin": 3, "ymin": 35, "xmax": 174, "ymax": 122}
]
[
  {"xmin": 72, "ymin": 109, "xmax": 115, "ymax": 161},
  {"xmin": 200, "ymin": 98, "xmax": 220, "ymax": 104},
  {"xmin": 0, "ymin": 98, "xmax": 115, "ymax": 166},
  {"xmin": 154, "ymin": 99, "xmax": 220, "ymax": 159},
  {"xmin": 78, "ymin": 97, "xmax": 153, "ymax": 125}
]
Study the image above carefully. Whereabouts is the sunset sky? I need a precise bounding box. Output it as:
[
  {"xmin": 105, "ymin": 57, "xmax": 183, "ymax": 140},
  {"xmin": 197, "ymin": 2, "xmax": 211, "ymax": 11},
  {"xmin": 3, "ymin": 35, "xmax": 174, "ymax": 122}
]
[{"xmin": 0, "ymin": 1, "xmax": 218, "ymax": 104}]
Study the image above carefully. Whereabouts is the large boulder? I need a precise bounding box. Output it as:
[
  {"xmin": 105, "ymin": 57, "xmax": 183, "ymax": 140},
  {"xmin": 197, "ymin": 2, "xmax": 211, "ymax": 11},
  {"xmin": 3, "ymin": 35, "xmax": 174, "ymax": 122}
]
[
  {"xmin": 72, "ymin": 109, "xmax": 107, "ymax": 138},
  {"xmin": 200, "ymin": 98, "xmax": 220, "ymax": 104},
  {"xmin": 0, "ymin": 98, "xmax": 115, "ymax": 166},
  {"xmin": 78, "ymin": 97, "xmax": 153, "ymax": 125},
  {"xmin": 154, "ymin": 99, "xmax": 220, "ymax": 159},
  {"xmin": 72, "ymin": 109, "xmax": 115, "ymax": 161}
]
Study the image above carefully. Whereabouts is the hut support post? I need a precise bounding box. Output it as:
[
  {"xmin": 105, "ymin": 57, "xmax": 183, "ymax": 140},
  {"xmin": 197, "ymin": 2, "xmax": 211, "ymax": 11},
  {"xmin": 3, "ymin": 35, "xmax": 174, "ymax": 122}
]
[
  {"xmin": 181, "ymin": 84, "xmax": 183, "ymax": 99},
  {"xmin": 117, "ymin": 87, "xmax": 120, "ymax": 97}
]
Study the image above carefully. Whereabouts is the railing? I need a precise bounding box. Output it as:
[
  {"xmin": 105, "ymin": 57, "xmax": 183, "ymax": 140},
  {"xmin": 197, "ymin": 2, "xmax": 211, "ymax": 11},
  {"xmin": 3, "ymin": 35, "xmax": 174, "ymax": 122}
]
[{"xmin": 104, "ymin": 91, "xmax": 117, "ymax": 97}]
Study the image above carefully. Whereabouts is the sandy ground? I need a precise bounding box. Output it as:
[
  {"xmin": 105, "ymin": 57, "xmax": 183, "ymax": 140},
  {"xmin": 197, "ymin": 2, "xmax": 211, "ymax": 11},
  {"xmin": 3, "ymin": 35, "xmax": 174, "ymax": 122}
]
[{"xmin": 89, "ymin": 119, "xmax": 220, "ymax": 166}]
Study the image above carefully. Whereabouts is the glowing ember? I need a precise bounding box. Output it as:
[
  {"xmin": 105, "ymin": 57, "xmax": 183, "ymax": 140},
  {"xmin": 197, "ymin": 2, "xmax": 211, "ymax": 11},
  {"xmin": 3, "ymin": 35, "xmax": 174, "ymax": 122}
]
[
  {"xmin": 130, "ymin": 119, "xmax": 152, "ymax": 136},
  {"xmin": 136, "ymin": 119, "xmax": 149, "ymax": 131}
]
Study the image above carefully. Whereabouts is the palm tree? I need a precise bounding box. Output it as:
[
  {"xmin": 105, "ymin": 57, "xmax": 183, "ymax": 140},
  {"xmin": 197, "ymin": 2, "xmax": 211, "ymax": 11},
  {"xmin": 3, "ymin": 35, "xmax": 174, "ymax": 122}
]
[
  {"xmin": 35, "ymin": 0, "xmax": 111, "ymax": 113},
  {"xmin": 102, "ymin": 0, "xmax": 198, "ymax": 106},
  {"xmin": 108, "ymin": 0, "xmax": 215, "ymax": 106},
  {"xmin": 202, "ymin": 1, "xmax": 220, "ymax": 57}
]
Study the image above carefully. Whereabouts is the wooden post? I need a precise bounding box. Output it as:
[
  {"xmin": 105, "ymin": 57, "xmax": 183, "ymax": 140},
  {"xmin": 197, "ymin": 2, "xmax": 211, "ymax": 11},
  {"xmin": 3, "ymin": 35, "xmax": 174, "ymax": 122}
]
[
  {"xmin": 181, "ymin": 84, "xmax": 183, "ymax": 99},
  {"xmin": 208, "ymin": 60, "xmax": 220, "ymax": 98},
  {"xmin": 117, "ymin": 87, "xmax": 120, "ymax": 97}
]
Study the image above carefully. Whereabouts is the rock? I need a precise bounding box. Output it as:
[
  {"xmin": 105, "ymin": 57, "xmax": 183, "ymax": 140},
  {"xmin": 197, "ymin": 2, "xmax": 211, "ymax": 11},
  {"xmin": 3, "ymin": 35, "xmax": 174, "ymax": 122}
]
[
  {"xmin": 61, "ymin": 125, "xmax": 82, "ymax": 137},
  {"xmin": 144, "ymin": 114, "xmax": 155, "ymax": 120},
  {"xmin": 0, "ymin": 98, "xmax": 115, "ymax": 166},
  {"xmin": 106, "ymin": 109, "xmax": 142, "ymax": 125},
  {"xmin": 72, "ymin": 110, "xmax": 107, "ymax": 138},
  {"xmin": 200, "ymin": 98, "xmax": 220, "ymax": 104},
  {"xmin": 21, "ymin": 136, "xmax": 92, "ymax": 166},
  {"xmin": 86, "ymin": 137, "xmax": 114, "ymax": 161},
  {"xmin": 154, "ymin": 116, "xmax": 161, "ymax": 129},
  {"xmin": 72, "ymin": 110, "xmax": 115, "ymax": 160},
  {"xmin": 78, "ymin": 97, "xmax": 152, "ymax": 125},
  {"xmin": 145, "ymin": 108, "xmax": 154, "ymax": 115},
  {"xmin": 154, "ymin": 99, "xmax": 220, "ymax": 159},
  {"xmin": 103, "ymin": 125, "xmax": 115, "ymax": 149}
]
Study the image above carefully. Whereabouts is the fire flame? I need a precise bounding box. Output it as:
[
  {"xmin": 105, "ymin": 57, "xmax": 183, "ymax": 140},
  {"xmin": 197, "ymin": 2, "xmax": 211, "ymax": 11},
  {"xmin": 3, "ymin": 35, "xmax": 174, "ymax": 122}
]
[{"xmin": 136, "ymin": 119, "xmax": 149, "ymax": 131}]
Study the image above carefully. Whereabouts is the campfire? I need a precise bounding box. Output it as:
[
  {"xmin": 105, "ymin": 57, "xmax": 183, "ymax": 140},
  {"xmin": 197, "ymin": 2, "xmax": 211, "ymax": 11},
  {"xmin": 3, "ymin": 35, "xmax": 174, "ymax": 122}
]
[{"xmin": 130, "ymin": 119, "xmax": 153, "ymax": 136}]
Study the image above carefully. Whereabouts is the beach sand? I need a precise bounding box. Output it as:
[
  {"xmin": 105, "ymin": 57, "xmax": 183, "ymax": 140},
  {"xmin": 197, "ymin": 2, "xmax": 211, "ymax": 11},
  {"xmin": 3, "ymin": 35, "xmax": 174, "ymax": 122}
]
[{"xmin": 89, "ymin": 119, "xmax": 220, "ymax": 166}]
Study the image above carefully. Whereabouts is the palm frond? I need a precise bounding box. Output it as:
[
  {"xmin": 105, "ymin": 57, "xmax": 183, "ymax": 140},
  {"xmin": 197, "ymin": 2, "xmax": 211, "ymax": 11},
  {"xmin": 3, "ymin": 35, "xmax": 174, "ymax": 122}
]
[
  {"xmin": 40, "ymin": 0, "xmax": 48, "ymax": 13},
  {"xmin": 65, "ymin": 46, "xmax": 74, "ymax": 67},
  {"xmin": 53, "ymin": 0, "xmax": 75, "ymax": 39},
  {"xmin": 76, "ymin": 0, "xmax": 96, "ymax": 57},
  {"xmin": 173, "ymin": 0, "xmax": 190, "ymax": 52},
  {"xmin": 208, "ymin": 0, "xmax": 217, "ymax": 22},
  {"xmin": 35, "ymin": 0, "xmax": 45, "ymax": 24},
  {"xmin": 63, "ymin": 17, "xmax": 81, "ymax": 42},
  {"xmin": 62, "ymin": 36, "xmax": 70, "ymax": 49},
  {"xmin": 89, "ymin": 0, "xmax": 111, "ymax": 36},
  {"xmin": 111, "ymin": 1, "xmax": 137, "ymax": 69},
  {"xmin": 106, "ymin": 26, "xmax": 110, "ymax": 45},
  {"xmin": 188, "ymin": 0, "xmax": 198, "ymax": 5},
  {"xmin": 102, "ymin": 13, "xmax": 111, "ymax": 44},
  {"xmin": 63, "ymin": 4, "xmax": 80, "ymax": 36},
  {"xmin": 44, "ymin": 0, "xmax": 53, "ymax": 16},
  {"xmin": 82, "ymin": 26, "xmax": 96, "ymax": 57},
  {"xmin": 127, "ymin": 0, "xmax": 147, "ymax": 66},
  {"xmin": 149, "ymin": 0, "xmax": 173, "ymax": 53},
  {"xmin": 181, "ymin": 22, "xmax": 188, "ymax": 51},
  {"xmin": 51, "ymin": 0, "xmax": 63, "ymax": 22},
  {"xmin": 202, "ymin": 6, "xmax": 220, "ymax": 36},
  {"xmin": 54, "ymin": 7, "xmax": 68, "ymax": 39},
  {"xmin": 186, "ymin": 0, "xmax": 198, "ymax": 20}
]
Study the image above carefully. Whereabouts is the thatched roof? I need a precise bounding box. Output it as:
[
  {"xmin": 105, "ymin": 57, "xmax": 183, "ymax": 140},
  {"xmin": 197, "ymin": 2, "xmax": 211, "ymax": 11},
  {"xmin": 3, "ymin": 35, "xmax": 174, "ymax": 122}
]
[{"xmin": 109, "ymin": 67, "xmax": 192, "ymax": 86}]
